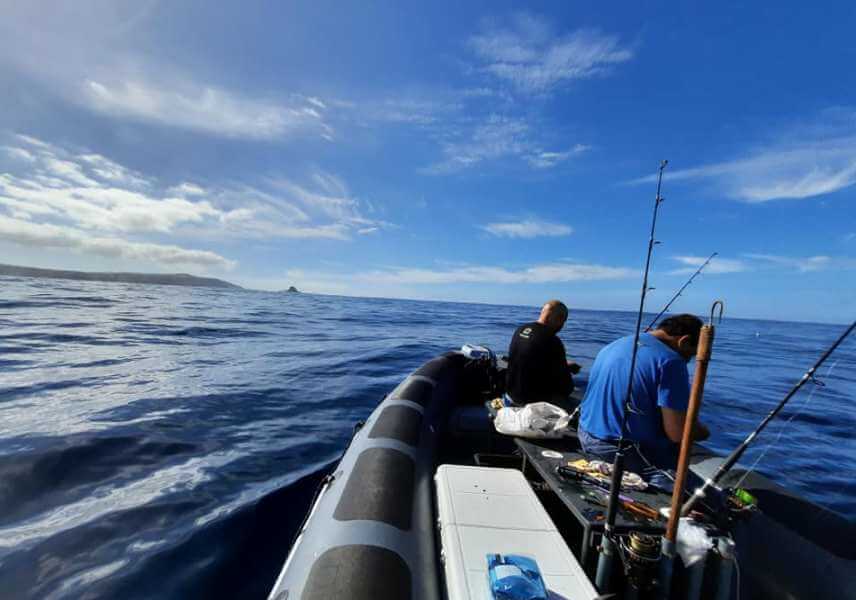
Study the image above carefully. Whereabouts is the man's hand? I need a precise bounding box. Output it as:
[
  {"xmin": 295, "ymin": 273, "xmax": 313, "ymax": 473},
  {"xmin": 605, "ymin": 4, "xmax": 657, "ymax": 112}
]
[
  {"xmin": 662, "ymin": 407, "xmax": 711, "ymax": 443},
  {"xmin": 567, "ymin": 361, "xmax": 582, "ymax": 375},
  {"xmin": 693, "ymin": 421, "xmax": 710, "ymax": 442}
]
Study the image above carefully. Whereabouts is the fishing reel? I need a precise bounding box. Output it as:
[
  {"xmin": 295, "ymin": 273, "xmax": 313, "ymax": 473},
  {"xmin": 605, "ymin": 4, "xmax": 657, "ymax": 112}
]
[{"xmin": 617, "ymin": 532, "xmax": 662, "ymax": 592}]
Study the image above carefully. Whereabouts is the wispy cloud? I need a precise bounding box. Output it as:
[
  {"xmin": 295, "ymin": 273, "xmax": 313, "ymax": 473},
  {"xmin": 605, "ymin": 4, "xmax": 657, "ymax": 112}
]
[
  {"xmin": 0, "ymin": 135, "xmax": 390, "ymax": 268},
  {"xmin": 0, "ymin": 4, "xmax": 336, "ymax": 143},
  {"xmin": 0, "ymin": 215, "xmax": 234, "ymax": 269},
  {"xmin": 668, "ymin": 255, "xmax": 749, "ymax": 275},
  {"xmin": 666, "ymin": 253, "xmax": 856, "ymax": 275},
  {"xmin": 353, "ymin": 261, "xmax": 634, "ymax": 285},
  {"xmin": 422, "ymin": 114, "xmax": 586, "ymax": 173},
  {"xmin": 82, "ymin": 79, "xmax": 333, "ymax": 141},
  {"xmin": 469, "ymin": 13, "xmax": 633, "ymax": 95},
  {"xmin": 743, "ymin": 253, "xmax": 856, "ymax": 272},
  {"xmin": 269, "ymin": 260, "xmax": 635, "ymax": 294},
  {"xmin": 2, "ymin": 146, "xmax": 36, "ymax": 162},
  {"xmin": 527, "ymin": 144, "xmax": 591, "ymax": 169},
  {"xmin": 482, "ymin": 219, "xmax": 573, "ymax": 238},
  {"xmin": 629, "ymin": 110, "xmax": 856, "ymax": 202}
]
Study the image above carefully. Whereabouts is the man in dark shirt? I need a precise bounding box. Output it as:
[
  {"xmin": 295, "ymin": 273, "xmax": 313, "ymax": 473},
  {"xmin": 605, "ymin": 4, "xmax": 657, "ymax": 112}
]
[{"xmin": 505, "ymin": 300, "xmax": 580, "ymax": 405}]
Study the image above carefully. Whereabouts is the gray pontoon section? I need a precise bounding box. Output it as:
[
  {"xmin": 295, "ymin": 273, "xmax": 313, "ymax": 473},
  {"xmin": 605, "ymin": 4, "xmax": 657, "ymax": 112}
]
[{"xmin": 267, "ymin": 353, "xmax": 464, "ymax": 600}]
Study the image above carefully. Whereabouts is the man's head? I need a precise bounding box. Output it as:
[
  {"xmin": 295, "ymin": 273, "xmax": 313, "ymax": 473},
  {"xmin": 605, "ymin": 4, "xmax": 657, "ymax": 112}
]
[
  {"xmin": 538, "ymin": 299, "xmax": 568, "ymax": 333},
  {"xmin": 654, "ymin": 314, "xmax": 704, "ymax": 360}
]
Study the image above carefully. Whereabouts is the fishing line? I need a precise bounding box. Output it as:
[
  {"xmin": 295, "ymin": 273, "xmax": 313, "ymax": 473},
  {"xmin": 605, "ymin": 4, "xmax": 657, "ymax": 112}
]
[
  {"xmin": 645, "ymin": 251, "xmax": 717, "ymax": 331},
  {"xmin": 733, "ymin": 548, "xmax": 741, "ymax": 600},
  {"xmin": 732, "ymin": 357, "xmax": 841, "ymax": 491},
  {"xmin": 681, "ymin": 320, "xmax": 856, "ymax": 516}
]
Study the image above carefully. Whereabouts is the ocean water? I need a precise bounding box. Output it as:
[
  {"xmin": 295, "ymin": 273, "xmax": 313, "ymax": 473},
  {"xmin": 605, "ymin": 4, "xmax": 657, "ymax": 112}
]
[{"xmin": 0, "ymin": 276, "xmax": 853, "ymax": 599}]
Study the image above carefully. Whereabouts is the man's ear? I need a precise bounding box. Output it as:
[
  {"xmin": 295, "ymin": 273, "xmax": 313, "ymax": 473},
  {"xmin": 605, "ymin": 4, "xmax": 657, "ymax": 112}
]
[{"xmin": 677, "ymin": 335, "xmax": 694, "ymax": 356}]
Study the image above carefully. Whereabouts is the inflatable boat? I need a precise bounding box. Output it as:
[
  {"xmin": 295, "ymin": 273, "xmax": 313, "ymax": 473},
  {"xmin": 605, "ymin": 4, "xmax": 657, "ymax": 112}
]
[{"xmin": 267, "ymin": 348, "xmax": 855, "ymax": 600}]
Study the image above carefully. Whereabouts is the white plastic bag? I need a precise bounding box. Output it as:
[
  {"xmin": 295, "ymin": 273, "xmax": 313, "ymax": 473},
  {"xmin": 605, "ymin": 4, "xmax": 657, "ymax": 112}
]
[
  {"xmin": 676, "ymin": 518, "xmax": 714, "ymax": 566},
  {"xmin": 493, "ymin": 402, "xmax": 571, "ymax": 439}
]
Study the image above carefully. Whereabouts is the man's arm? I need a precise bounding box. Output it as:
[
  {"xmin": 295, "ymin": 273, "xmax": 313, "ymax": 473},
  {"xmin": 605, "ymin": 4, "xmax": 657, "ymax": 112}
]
[
  {"xmin": 661, "ymin": 407, "xmax": 710, "ymax": 443},
  {"xmin": 551, "ymin": 338, "xmax": 573, "ymax": 396}
]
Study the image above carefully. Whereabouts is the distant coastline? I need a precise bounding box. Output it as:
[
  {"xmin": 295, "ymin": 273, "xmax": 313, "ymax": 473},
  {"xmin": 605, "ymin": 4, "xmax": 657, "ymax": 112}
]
[{"xmin": 0, "ymin": 263, "xmax": 242, "ymax": 290}]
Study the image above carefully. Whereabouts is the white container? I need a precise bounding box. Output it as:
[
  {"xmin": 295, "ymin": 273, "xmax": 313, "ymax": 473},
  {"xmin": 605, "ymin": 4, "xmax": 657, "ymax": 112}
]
[{"xmin": 434, "ymin": 464, "xmax": 598, "ymax": 600}]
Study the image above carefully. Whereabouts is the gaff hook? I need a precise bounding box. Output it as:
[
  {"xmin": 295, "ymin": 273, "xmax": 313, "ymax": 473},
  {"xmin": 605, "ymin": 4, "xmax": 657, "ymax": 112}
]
[{"xmin": 709, "ymin": 300, "xmax": 725, "ymax": 325}]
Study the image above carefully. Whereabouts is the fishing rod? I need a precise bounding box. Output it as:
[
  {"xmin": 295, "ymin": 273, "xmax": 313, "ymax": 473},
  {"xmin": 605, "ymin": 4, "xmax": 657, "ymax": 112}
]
[
  {"xmin": 645, "ymin": 252, "xmax": 718, "ymax": 331},
  {"xmin": 681, "ymin": 319, "xmax": 856, "ymax": 516},
  {"xmin": 595, "ymin": 159, "xmax": 668, "ymax": 594}
]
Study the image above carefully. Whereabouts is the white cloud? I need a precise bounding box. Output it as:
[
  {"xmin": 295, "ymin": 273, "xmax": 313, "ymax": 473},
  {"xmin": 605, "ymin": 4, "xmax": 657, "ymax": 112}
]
[
  {"xmin": 267, "ymin": 171, "xmax": 394, "ymax": 236},
  {"xmin": 353, "ymin": 261, "xmax": 634, "ymax": 285},
  {"xmin": 423, "ymin": 114, "xmax": 586, "ymax": 173},
  {"xmin": 0, "ymin": 169, "xmax": 221, "ymax": 234},
  {"xmin": 527, "ymin": 144, "xmax": 590, "ymax": 168},
  {"xmin": 82, "ymin": 79, "xmax": 333, "ymax": 141},
  {"xmin": 0, "ymin": 135, "xmax": 392, "ymax": 269},
  {"xmin": 0, "ymin": 214, "xmax": 235, "ymax": 269},
  {"xmin": 362, "ymin": 97, "xmax": 464, "ymax": 126},
  {"xmin": 629, "ymin": 112, "xmax": 856, "ymax": 202},
  {"xmin": 666, "ymin": 252, "xmax": 856, "ymax": 275},
  {"xmin": 2, "ymin": 146, "xmax": 36, "ymax": 162},
  {"xmin": 167, "ymin": 182, "xmax": 206, "ymax": 197},
  {"xmin": 77, "ymin": 153, "xmax": 149, "ymax": 187},
  {"xmin": 743, "ymin": 253, "xmax": 856, "ymax": 272},
  {"xmin": 482, "ymin": 219, "xmax": 573, "ymax": 238},
  {"xmin": 246, "ymin": 260, "xmax": 636, "ymax": 296},
  {"xmin": 469, "ymin": 14, "xmax": 633, "ymax": 95},
  {"xmin": 15, "ymin": 134, "xmax": 51, "ymax": 148},
  {"xmin": 668, "ymin": 255, "xmax": 749, "ymax": 275}
]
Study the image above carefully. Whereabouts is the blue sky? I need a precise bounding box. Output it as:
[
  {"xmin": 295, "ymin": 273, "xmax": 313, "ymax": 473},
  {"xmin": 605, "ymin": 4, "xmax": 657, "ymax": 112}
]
[{"xmin": 0, "ymin": 1, "xmax": 854, "ymax": 323}]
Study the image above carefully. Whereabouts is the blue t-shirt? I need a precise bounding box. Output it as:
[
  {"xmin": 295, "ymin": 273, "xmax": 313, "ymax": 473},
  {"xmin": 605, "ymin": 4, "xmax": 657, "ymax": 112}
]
[{"xmin": 579, "ymin": 333, "xmax": 690, "ymax": 449}]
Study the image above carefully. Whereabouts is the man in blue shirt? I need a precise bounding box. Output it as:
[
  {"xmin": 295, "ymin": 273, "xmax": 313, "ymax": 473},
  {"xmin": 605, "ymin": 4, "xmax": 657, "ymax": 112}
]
[{"xmin": 578, "ymin": 314, "xmax": 709, "ymax": 489}]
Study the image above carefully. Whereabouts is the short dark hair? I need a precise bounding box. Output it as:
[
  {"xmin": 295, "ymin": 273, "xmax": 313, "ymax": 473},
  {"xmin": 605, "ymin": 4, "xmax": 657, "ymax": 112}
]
[{"xmin": 656, "ymin": 314, "xmax": 703, "ymax": 346}]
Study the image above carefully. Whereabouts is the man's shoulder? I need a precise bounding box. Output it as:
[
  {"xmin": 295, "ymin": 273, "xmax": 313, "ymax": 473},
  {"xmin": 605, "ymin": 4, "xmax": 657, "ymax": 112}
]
[
  {"xmin": 598, "ymin": 334, "xmax": 633, "ymax": 357},
  {"xmin": 640, "ymin": 333, "xmax": 682, "ymax": 363},
  {"xmin": 515, "ymin": 322, "xmax": 542, "ymax": 338}
]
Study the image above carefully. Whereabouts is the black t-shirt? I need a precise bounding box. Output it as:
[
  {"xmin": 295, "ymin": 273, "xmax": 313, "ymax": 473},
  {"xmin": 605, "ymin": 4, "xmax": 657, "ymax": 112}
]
[{"xmin": 505, "ymin": 321, "xmax": 572, "ymax": 405}]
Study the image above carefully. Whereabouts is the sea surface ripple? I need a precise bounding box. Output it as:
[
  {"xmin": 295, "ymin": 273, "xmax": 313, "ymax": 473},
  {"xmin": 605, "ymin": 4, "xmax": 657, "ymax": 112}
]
[{"xmin": 0, "ymin": 276, "xmax": 853, "ymax": 598}]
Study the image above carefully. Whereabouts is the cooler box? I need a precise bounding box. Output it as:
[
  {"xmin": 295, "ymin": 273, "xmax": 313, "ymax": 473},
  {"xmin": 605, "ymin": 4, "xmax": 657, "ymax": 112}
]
[{"xmin": 435, "ymin": 464, "xmax": 598, "ymax": 600}]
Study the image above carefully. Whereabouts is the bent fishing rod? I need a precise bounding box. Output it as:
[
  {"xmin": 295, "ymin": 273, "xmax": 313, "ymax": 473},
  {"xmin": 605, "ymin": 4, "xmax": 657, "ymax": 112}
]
[
  {"xmin": 645, "ymin": 252, "xmax": 718, "ymax": 331},
  {"xmin": 595, "ymin": 159, "xmax": 668, "ymax": 593},
  {"xmin": 681, "ymin": 319, "xmax": 856, "ymax": 515}
]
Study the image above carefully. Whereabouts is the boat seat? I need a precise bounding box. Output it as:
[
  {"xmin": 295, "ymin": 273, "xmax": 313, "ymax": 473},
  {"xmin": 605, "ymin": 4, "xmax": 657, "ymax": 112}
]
[{"xmin": 435, "ymin": 464, "xmax": 599, "ymax": 600}]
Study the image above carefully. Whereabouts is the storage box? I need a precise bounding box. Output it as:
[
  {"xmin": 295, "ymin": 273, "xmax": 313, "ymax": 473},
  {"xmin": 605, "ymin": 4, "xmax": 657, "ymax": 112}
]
[{"xmin": 435, "ymin": 464, "xmax": 598, "ymax": 600}]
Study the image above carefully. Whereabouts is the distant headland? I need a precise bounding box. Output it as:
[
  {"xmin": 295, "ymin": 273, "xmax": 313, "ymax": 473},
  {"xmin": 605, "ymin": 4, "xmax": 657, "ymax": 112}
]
[{"xmin": 0, "ymin": 263, "xmax": 242, "ymax": 290}]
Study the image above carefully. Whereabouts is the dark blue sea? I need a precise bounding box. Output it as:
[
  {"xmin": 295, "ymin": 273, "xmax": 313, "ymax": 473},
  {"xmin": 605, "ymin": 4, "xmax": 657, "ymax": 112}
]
[{"xmin": 0, "ymin": 276, "xmax": 853, "ymax": 599}]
